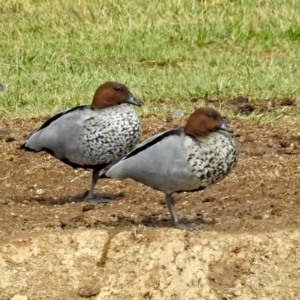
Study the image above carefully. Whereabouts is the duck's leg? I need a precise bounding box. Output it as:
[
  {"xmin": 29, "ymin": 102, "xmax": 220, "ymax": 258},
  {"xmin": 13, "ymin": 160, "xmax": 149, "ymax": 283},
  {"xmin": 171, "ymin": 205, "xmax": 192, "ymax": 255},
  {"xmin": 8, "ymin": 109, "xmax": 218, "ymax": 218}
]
[
  {"xmin": 165, "ymin": 194, "xmax": 198, "ymax": 230},
  {"xmin": 84, "ymin": 168, "xmax": 110, "ymax": 203}
]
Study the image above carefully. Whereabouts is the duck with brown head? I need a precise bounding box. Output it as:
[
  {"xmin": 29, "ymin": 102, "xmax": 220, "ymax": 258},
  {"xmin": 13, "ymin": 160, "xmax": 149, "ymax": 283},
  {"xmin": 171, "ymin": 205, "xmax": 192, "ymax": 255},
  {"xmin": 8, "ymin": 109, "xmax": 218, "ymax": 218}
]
[
  {"xmin": 91, "ymin": 81, "xmax": 141, "ymax": 109},
  {"xmin": 21, "ymin": 81, "xmax": 142, "ymax": 203},
  {"xmin": 184, "ymin": 107, "xmax": 233, "ymax": 136},
  {"xmin": 104, "ymin": 107, "xmax": 239, "ymax": 230}
]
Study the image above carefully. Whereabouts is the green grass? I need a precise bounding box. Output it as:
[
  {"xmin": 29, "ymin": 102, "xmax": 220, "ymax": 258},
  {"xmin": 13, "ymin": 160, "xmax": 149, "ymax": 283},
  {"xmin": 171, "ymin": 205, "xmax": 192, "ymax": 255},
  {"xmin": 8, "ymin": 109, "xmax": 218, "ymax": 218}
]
[{"xmin": 1, "ymin": 0, "xmax": 300, "ymax": 119}]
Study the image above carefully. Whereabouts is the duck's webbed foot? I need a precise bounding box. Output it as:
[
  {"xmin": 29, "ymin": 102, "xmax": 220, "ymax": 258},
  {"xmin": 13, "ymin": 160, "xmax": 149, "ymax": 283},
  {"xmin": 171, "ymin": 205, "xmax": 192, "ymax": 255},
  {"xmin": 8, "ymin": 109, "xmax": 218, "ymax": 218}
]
[
  {"xmin": 83, "ymin": 194, "xmax": 111, "ymax": 203},
  {"xmin": 83, "ymin": 168, "xmax": 111, "ymax": 203},
  {"xmin": 165, "ymin": 194, "xmax": 204, "ymax": 231},
  {"xmin": 173, "ymin": 222, "xmax": 204, "ymax": 231}
]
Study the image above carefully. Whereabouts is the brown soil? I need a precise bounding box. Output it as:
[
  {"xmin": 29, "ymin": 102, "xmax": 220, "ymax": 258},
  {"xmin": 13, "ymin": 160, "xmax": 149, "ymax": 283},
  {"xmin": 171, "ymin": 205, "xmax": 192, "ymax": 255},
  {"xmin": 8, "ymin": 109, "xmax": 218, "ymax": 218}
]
[{"xmin": 1, "ymin": 113, "xmax": 300, "ymax": 299}]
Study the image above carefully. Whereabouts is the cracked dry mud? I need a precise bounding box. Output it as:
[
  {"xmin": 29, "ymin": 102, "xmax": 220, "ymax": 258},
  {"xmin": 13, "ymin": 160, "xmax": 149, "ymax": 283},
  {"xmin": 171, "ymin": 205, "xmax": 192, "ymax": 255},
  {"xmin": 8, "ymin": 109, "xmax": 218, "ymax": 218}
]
[{"xmin": 1, "ymin": 113, "xmax": 300, "ymax": 299}]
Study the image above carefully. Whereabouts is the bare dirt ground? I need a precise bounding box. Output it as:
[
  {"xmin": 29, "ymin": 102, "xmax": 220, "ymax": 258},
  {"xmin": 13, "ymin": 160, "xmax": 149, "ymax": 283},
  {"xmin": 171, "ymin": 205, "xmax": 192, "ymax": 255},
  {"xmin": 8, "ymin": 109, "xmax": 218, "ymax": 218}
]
[{"xmin": 1, "ymin": 108, "xmax": 300, "ymax": 299}]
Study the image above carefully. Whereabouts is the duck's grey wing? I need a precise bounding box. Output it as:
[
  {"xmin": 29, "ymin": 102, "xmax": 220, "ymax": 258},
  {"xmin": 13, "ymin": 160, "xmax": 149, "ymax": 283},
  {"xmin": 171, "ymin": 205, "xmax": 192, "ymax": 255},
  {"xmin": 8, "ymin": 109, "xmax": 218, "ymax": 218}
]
[
  {"xmin": 101, "ymin": 128, "xmax": 181, "ymax": 174},
  {"xmin": 122, "ymin": 128, "xmax": 183, "ymax": 159},
  {"xmin": 102, "ymin": 128, "xmax": 181, "ymax": 172},
  {"xmin": 21, "ymin": 105, "xmax": 88, "ymax": 147},
  {"xmin": 20, "ymin": 107, "xmax": 91, "ymax": 163},
  {"xmin": 105, "ymin": 130, "xmax": 197, "ymax": 194},
  {"xmin": 37, "ymin": 105, "xmax": 88, "ymax": 131}
]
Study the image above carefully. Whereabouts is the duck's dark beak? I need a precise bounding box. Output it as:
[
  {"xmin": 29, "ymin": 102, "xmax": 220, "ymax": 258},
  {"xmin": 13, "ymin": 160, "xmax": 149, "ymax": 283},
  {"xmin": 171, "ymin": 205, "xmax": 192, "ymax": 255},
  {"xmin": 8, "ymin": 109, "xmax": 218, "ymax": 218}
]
[
  {"xmin": 126, "ymin": 95, "xmax": 142, "ymax": 107},
  {"xmin": 218, "ymin": 119, "xmax": 234, "ymax": 133}
]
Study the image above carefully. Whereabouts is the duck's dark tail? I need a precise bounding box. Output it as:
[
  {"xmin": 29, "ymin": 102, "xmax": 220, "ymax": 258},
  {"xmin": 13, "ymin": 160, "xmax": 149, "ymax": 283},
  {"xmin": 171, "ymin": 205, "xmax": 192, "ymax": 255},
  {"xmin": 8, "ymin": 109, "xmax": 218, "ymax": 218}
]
[
  {"xmin": 99, "ymin": 172, "xmax": 109, "ymax": 179},
  {"xmin": 19, "ymin": 144, "xmax": 38, "ymax": 152}
]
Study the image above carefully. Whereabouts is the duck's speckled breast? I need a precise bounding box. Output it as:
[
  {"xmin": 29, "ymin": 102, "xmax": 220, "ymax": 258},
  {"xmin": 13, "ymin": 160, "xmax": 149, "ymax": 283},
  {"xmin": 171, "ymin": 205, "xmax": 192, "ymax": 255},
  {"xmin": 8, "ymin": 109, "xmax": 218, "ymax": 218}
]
[
  {"xmin": 184, "ymin": 131, "xmax": 239, "ymax": 187},
  {"xmin": 78, "ymin": 104, "xmax": 141, "ymax": 165}
]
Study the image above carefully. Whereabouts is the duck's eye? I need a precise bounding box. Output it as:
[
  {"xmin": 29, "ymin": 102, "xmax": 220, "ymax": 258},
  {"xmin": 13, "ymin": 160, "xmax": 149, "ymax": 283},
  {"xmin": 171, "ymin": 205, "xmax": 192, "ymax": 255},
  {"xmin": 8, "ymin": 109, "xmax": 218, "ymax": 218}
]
[
  {"xmin": 207, "ymin": 113, "xmax": 213, "ymax": 118},
  {"xmin": 114, "ymin": 86, "xmax": 122, "ymax": 91}
]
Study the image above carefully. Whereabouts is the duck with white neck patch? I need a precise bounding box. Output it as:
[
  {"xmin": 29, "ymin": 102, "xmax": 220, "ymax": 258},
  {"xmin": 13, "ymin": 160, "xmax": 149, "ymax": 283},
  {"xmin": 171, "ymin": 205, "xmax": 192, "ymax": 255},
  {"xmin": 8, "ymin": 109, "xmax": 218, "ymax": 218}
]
[
  {"xmin": 104, "ymin": 107, "xmax": 239, "ymax": 230},
  {"xmin": 21, "ymin": 81, "xmax": 142, "ymax": 203}
]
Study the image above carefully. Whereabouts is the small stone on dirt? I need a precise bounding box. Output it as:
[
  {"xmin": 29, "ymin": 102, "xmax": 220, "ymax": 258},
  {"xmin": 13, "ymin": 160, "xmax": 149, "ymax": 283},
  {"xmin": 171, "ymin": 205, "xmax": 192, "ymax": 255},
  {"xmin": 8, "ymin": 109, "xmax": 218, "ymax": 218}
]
[
  {"xmin": 82, "ymin": 204, "xmax": 95, "ymax": 212},
  {"xmin": 171, "ymin": 108, "xmax": 184, "ymax": 117},
  {"xmin": 77, "ymin": 284, "xmax": 100, "ymax": 298},
  {"xmin": 35, "ymin": 189, "xmax": 44, "ymax": 195}
]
